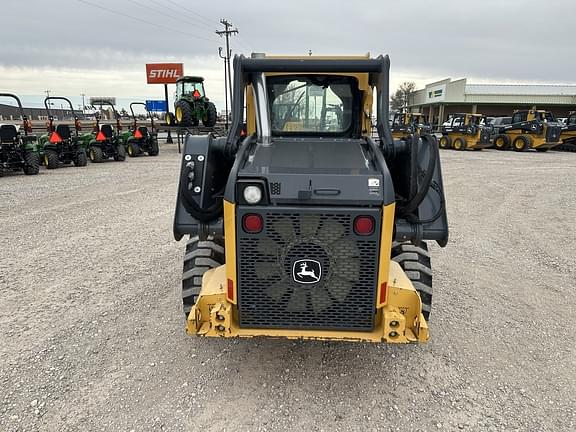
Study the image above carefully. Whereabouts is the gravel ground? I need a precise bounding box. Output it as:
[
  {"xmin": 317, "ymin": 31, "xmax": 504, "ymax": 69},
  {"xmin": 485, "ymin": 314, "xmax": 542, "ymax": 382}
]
[{"xmin": 1, "ymin": 144, "xmax": 575, "ymax": 432}]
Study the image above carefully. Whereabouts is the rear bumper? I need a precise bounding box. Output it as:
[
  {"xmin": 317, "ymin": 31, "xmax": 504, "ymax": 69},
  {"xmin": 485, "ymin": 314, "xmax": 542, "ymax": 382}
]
[{"xmin": 186, "ymin": 262, "xmax": 429, "ymax": 344}]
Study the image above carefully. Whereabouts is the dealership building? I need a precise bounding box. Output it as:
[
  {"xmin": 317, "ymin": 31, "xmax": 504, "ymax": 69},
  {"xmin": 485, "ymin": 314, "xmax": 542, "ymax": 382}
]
[{"xmin": 407, "ymin": 78, "xmax": 576, "ymax": 129}]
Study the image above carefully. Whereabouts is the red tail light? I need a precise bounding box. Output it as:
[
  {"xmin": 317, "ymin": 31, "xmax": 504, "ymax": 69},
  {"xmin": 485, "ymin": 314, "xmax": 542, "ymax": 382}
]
[
  {"xmin": 379, "ymin": 282, "xmax": 387, "ymax": 305},
  {"xmin": 227, "ymin": 278, "xmax": 234, "ymax": 302},
  {"xmin": 242, "ymin": 214, "xmax": 263, "ymax": 233},
  {"xmin": 134, "ymin": 129, "xmax": 143, "ymax": 139},
  {"xmin": 96, "ymin": 131, "xmax": 106, "ymax": 142},
  {"xmin": 49, "ymin": 132, "xmax": 63, "ymax": 143},
  {"xmin": 354, "ymin": 216, "xmax": 375, "ymax": 235}
]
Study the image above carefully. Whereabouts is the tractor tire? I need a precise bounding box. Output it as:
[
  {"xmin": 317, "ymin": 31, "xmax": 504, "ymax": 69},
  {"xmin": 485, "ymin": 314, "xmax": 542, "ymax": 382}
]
[
  {"xmin": 74, "ymin": 151, "xmax": 88, "ymax": 167},
  {"xmin": 493, "ymin": 134, "xmax": 510, "ymax": 150},
  {"xmin": 148, "ymin": 139, "xmax": 159, "ymax": 156},
  {"xmin": 181, "ymin": 235, "xmax": 225, "ymax": 316},
  {"xmin": 89, "ymin": 146, "xmax": 104, "ymax": 163},
  {"xmin": 512, "ymin": 135, "xmax": 531, "ymax": 152},
  {"xmin": 165, "ymin": 112, "xmax": 176, "ymax": 126},
  {"xmin": 391, "ymin": 241, "xmax": 433, "ymax": 320},
  {"xmin": 453, "ymin": 137, "xmax": 467, "ymax": 151},
  {"xmin": 202, "ymin": 102, "xmax": 218, "ymax": 127},
  {"xmin": 535, "ymin": 147, "xmax": 549, "ymax": 152},
  {"xmin": 127, "ymin": 142, "xmax": 140, "ymax": 157},
  {"xmin": 114, "ymin": 143, "xmax": 126, "ymax": 161},
  {"xmin": 439, "ymin": 136, "xmax": 451, "ymax": 149},
  {"xmin": 23, "ymin": 152, "xmax": 40, "ymax": 175},
  {"xmin": 44, "ymin": 149, "xmax": 60, "ymax": 169},
  {"xmin": 175, "ymin": 101, "xmax": 193, "ymax": 126}
]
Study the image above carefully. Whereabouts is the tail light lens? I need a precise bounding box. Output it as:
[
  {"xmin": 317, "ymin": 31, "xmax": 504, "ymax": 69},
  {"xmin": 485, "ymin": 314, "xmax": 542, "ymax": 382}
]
[
  {"xmin": 354, "ymin": 216, "xmax": 375, "ymax": 235},
  {"xmin": 242, "ymin": 214, "xmax": 263, "ymax": 233}
]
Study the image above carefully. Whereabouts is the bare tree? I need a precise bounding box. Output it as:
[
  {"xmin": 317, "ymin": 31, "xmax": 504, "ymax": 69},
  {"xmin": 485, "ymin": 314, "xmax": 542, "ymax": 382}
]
[{"xmin": 390, "ymin": 81, "xmax": 416, "ymax": 112}]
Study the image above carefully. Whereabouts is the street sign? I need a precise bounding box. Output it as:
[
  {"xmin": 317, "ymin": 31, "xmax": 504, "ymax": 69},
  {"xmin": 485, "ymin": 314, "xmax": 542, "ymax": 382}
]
[
  {"xmin": 146, "ymin": 63, "xmax": 184, "ymax": 84},
  {"xmin": 145, "ymin": 100, "xmax": 168, "ymax": 112}
]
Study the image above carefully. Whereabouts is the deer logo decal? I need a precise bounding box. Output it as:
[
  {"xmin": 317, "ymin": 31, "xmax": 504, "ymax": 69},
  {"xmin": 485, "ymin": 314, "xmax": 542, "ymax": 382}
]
[{"xmin": 292, "ymin": 259, "xmax": 322, "ymax": 284}]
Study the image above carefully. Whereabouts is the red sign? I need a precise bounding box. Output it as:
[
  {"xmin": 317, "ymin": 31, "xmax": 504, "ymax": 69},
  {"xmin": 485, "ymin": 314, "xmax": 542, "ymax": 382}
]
[{"xmin": 146, "ymin": 63, "xmax": 183, "ymax": 84}]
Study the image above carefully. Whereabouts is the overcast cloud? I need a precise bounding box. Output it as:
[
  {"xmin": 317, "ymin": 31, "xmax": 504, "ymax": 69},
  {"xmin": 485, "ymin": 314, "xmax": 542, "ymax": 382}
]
[{"xmin": 1, "ymin": 0, "xmax": 575, "ymax": 109}]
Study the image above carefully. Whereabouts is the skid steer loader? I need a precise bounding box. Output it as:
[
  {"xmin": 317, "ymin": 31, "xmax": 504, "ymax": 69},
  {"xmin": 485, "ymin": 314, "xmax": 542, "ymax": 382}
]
[
  {"xmin": 439, "ymin": 113, "xmax": 492, "ymax": 151},
  {"xmin": 391, "ymin": 112, "xmax": 432, "ymax": 140},
  {"xmin": 493, "ymin": 109, "xmax": 562, "ymax": 152},
  {"xmin": 557, "ymin": 111, "xmax": 576, "ymax": 152},
  {"xmin": 173, "ymin": 54, "xmax": 448, "ymax": 343}
]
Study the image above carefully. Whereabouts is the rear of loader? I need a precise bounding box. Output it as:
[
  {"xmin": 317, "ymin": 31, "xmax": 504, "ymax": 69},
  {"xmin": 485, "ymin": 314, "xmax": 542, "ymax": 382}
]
[{"xmin": 173, "ymin": 54, "xmax": 448, "ymax": 343}]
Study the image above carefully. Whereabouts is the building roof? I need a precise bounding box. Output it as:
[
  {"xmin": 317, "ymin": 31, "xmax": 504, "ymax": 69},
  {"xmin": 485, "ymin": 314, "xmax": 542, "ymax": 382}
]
[{"xmin": 465, "ymin": 84, "xmax": 576, "ymax": 96}]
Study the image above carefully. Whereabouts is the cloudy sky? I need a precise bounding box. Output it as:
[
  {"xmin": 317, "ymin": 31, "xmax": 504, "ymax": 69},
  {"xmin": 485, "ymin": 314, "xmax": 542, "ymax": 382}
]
[{"xmin": 1, "ymin": 0, "xmax": 574, "ymax": 110}]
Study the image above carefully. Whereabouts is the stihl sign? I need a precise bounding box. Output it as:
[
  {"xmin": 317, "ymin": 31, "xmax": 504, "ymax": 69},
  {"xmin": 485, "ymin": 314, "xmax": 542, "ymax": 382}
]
[{"xmin": 146, "ymin": 63, "xmax": 183, "ymax": 84}]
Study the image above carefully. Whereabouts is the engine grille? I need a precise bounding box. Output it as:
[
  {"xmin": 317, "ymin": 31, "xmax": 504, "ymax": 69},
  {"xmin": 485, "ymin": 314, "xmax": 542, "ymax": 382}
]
[
  {"xmin": 546, "ymin": 126, "xmax": 561, "ymax": 143},
  {"xmin": 236, "ymin": 207, "xmax": 380, "ymax": 331}
]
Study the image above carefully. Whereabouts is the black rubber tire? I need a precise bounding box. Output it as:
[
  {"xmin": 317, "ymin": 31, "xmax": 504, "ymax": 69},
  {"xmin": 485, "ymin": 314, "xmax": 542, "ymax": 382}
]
[
  {"xmin": 391, "ymin": 241, "xmax": 433, "ymax": 320},
  {"xmin": 453, "ymin": 137, "xmax": 467, "ymax": 151},
  {"xmin": 45, "ymin": 149, "xmax": 60, "ymax": 169},
  {"xmin": 114, "ymin": 143, "xmax": 126, "ymax": 161},
  {"xmin": 148, "ymin": 139, "xmax": 159, "ymax": 156},
  {"xmin": 74, "ymin": 151, "xmax": 88, "ymax": 167},
  {"xmin": 127, "ymin": 141, "xmax": 140, "ymax": 157},
  {"xmin": 165, "ymin": 112, "xmax": 175, "ymax": 126},
  {"xmin": 175, "ymin": 100, "xmax": 193, "ymax": 126},
  {"xmin": 535, "ymin": 147, "xmax": 549, "ymax": 152},
  {"xmin": 182, "ymin": 235, "xmax": 225, "ymax": 316},
  {"xmin": 439, "ymin": 135, "xmax": 451, "ymax": 149},
  {"xmin": 202, "ymin": 102, "xmax": 218, "ymax": 127},
  {"xmin": 23, "ymin": 152, "xmax": 40, "ymax": 175},
  {"xmin": 89, "ymin": 146, "xmax": 104, "ymax": 163},
  {"xmin": 494, "ymin": 134, "xmax": 510, "ymax": 150},
  {"xmin": 513, "ymin": 135, "xmax": 531, "ymax": 152}
]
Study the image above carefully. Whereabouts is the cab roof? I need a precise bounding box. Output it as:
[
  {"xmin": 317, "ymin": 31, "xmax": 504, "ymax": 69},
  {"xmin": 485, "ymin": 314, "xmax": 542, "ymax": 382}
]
[{"xmin": 176, "ymin": 76, "xmax": 204, "ymax": 83}]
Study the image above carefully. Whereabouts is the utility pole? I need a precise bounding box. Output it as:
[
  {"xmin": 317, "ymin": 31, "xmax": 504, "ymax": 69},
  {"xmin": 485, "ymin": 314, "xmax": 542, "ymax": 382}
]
[
  {"xmin": 218, "ymin": 47, "xmax": 229, "ymax": 129},
  {"xmin": 80, "ymin": 93, "xmax": 86, "ymax": 115},
  {"xmin": 216, "ymin": 19, "xmax": 238, "ymax": 115}
]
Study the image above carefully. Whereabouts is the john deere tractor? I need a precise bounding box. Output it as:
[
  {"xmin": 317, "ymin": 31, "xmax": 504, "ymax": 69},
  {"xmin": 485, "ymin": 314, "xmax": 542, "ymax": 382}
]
[
  {"xmin": 38, "ymin": 97, "xmax": 90, "ymax": 169},
  {"xmin": 0, "ymin": 93, "xmax": 40, "ymax": 176},
  {"xmin": 493, "ymin": 109, "xmax": 562, "ymax": 152},
  {"xmin": 120, "ymin": 102, "xmax": 159, "ymax": 157},
  {"xmin": 165, "ymin": 76, "xmax": 217, "ymax": 127},
  {"xmin": 87, "ymin": 100, "xmax": 126, "ymax": 163},
  {"xmin": 557, "ymin": 111, "xmax": 576, "ymax": 152},
  {"xmin": 173, "ymin": 54, "xmax": 448, "ymax": 343},
  {"xmin": 439, "ymin": 113, "xmax": 492, "ymax": 150},
  {"xmin": 391, "ymin": 112, "xmax": 432, "ymax": 140}
]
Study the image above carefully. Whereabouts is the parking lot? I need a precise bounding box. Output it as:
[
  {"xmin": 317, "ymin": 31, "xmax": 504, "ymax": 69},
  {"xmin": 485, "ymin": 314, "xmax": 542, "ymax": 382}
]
[{"xmin": 1, "ymin": 144, "xmax": 575, "ymax": 432}]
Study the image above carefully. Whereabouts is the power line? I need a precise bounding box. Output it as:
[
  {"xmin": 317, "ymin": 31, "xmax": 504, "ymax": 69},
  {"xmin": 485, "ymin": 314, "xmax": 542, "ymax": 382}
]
[
  {"xmin": 74, "ymin": 0, "xmax": 218, "ymax": 44},
  {"xmin": 146, "ymin": 0, "xmax": 217, "ymax": 33},
  {"xmin": 124, "ymin": 0, "xmax": 205, "ymax": 29},
  {"xmin": 169, "ymin": 0, "xmax": 219, "ymax": 27}
]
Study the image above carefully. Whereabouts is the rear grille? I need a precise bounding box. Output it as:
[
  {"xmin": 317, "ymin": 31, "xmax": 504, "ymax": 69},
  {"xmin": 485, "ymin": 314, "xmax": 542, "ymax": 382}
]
[
  {"xmin": 546, "ymin": 126, "xmax": 561, "ymax": 142},
  {"xmin": 236, "ymin": 207, "xmax": 380, "ymax": 331}
]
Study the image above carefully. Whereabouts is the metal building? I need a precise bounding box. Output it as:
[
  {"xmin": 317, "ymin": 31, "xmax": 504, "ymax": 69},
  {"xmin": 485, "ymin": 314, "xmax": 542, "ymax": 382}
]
[{"xmin": 408, "ymin": 78, "xmax": 576, "ymax": 129}]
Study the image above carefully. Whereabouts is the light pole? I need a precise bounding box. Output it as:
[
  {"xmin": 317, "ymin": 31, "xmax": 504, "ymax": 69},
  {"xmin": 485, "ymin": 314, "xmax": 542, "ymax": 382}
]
[{"xmin": 80, "ymin": 93, "xmax": 86, "ymax": 115}]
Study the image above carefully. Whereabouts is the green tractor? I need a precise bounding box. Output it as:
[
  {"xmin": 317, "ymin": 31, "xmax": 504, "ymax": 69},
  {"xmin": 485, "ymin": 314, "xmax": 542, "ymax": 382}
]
[
  {"xmin": 120, "ymin": 102, "xmax": 160, "ymax": 157},
  {"xmin": 0, "ymin": 93, "xmax": 40, "ymax": 176},
  {"xmin": 38, "ymin": 97, "xmax": 91, "ymax": 169},
  {"xmin": 165, "ymin": 76, "xmax": 217, "ymax": 127},
  {"xmin": 87, "ymin": 100, "xmax": 126, "ymax": 163}
]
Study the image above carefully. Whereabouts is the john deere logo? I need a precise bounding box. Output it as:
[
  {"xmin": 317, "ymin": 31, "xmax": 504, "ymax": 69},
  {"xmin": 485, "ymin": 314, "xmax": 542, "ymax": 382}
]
[{"xmin": 292, "ymin": 259, "xmax": 321, "ymax": 284}]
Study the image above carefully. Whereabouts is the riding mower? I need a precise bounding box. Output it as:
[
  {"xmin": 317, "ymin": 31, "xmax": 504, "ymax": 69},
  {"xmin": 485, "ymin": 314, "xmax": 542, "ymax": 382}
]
[
  {"xmin": 493, "ymin": 109, "xmax": 562, "ymax": 152},
  {"xmin": 37, "ymin": 97, "xmax": 91, "ymax": 169},
  {"xmin": 86, "ymin": 100, "xmax": 126, "ymax": 163},
  {"xmin": 120, "ymin": 103, "xmax": 159, "ymax": 157},
  {"xmin": 557, "ymin": 111, "xmax": 576, "ymax": 152},
  {"xmin": 173, "ymin": 54, "xmax": 448, "ymax": 344},
  {"xmin": 165, "ymin": 76, "xmax": 218, "ymax": 127},
  {"xmin": 391, "ymin": 112, "xmax": 432, "ymax": 140},
  {"xmin": 0, "ymin": 93, "xmax": 40, "ymax": 176},
  {"xmin": 439, "ymin": 113, "xmax": 491, "ymax": 150}
]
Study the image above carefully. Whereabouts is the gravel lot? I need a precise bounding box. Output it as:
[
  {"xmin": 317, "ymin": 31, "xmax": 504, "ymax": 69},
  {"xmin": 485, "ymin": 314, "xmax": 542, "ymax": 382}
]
[{"xmin": 1, "ymin": 143, "xmax": 575, "ymax": 432}]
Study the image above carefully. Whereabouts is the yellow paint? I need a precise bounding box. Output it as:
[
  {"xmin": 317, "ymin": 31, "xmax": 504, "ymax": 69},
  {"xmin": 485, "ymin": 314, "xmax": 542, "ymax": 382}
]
[
  {"xmin": 376, "ymin": 203, "xmax": 395, "ymax": 307},
  {"xmin": 223, "ymin": 200, "xmax": 237, "ymax": 304}
]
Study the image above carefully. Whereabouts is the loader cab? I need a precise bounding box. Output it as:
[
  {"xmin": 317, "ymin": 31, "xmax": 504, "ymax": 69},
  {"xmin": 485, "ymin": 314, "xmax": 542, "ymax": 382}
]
[{"xmin": 566, "ymin": 112, "xmax": 576, "ymax": 126}]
